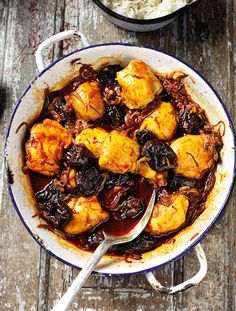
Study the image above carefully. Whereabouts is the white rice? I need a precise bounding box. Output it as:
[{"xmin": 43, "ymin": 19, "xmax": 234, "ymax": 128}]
[{"xmin": 101, "ymin": 0, "xmax": 189, "ymax": 19}]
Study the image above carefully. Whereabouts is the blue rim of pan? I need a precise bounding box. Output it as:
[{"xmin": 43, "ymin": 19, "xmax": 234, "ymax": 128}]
[
  {"xmin": 92, "ymin": 0, "xmax": 199, "ymax": 25},
  {"xmin": 5, "ymin": 43, "xmax": 236, "ymax": 276}
]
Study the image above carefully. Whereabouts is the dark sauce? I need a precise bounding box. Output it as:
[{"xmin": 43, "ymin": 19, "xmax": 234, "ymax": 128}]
[
  {"xmin": 30, "ymin": 171, "xmax": 52, "ymax": 193},
  {"xmin": 102, "ymin": 217, "xmax": 141, "ymax": 236}
]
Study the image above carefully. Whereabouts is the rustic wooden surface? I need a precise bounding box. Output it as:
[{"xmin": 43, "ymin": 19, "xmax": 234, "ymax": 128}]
[{"xmin": 0, "ymin": 0, "xmax": 235, "ymax": 310}]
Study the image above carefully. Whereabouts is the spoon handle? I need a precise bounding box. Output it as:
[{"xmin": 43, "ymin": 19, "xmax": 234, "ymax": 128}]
[{"xmin": 52, "ymin": 239, "xmax": 111, "ymax": 311}]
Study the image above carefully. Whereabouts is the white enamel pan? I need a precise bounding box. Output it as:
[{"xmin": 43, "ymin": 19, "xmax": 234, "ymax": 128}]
[{"xmin": 5, "ymin": 30, "xmax": 235, "ymax": 294}]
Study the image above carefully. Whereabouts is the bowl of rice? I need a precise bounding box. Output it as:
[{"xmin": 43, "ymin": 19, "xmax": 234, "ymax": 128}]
[{"xmin": 93, "ymin": 0, "xmax": 198, "ymax": 32}]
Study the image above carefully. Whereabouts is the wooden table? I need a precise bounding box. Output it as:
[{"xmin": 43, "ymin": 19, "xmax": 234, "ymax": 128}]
[{"xmin": 0, "ymin": 0, "xmax": 235, "ymax": 310}]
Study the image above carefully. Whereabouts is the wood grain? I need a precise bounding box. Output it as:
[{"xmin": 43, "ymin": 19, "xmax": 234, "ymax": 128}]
[{"xmin": 0, "ymin": 0, "xmax": 235, "ymax": 310}]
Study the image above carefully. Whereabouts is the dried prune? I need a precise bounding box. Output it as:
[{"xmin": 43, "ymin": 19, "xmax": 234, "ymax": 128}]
[
  {"xmin": 100, "ymin": 187, "xmax": 128, "ymax": 210},
  {"xmin": 98, "ymin": 65, "xmax": 123, "ymax": 86},
  {"xmin": 105, "ymin": 173, "xmax": 135, "ymax": 189},
  {"xmin": 110, "ymin": 232, "xmax": 157, "ymax": 255},
  {"xmin": 167, "ymin": 172, "xmax": 203, "ymax": 191},
  {"xmin": 201, "ymin": 171, "xmax": 216, "ymax": 202},
  {"xmin": 43, "ymin": 93, "xmax": 76, "ymax": 125},
  {"xmin": 75, "ymin": 163, "xmax": 101, "ymax": 196},
  {"xmin": 167, "ymin": 171, "xmax": 215, "ymax": 195},
  {"xmin": 112, "ymin": 196, "xmax": 144, "ymax": 220},
  {"xmin": 142, "ymin": 139, "xmax": 177, "ymax": 172},
  {"xmin": 39, "ymin": 201, "xmax": 71, "ymax": 228},
  {"xmin": 136, "ymin": 130, "xmax": 156, "ymax": 146},
  {"xmin": 105, "ymin": 105, "xmax": 125, "ymax": 127},
  {"xmin": 64, "ymin": 144, "xmax": 93, "ymax": 168},
  {"xmin": 35, "ymin": 181, "xmax": 65, "ymax": 204},
  {"xmin": 178, "ymin": 109, "xmax": 204, "ymax": 135},
  {"xmin": 103, "ymin": 84, "xmax": 123, "ymax": 106},
  {"xmin": 126, "ymin": 233, "xmax": 158, "ymax": 254}
]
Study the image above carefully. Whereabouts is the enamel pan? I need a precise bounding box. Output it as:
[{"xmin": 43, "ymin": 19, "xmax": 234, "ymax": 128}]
[{"xmin": 5, "ymin": 30, "xmax": 235, "ymax": 293}]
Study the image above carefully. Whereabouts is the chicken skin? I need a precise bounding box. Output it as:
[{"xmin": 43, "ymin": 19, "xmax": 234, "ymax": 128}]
[
  {"xmin": 116, "ymin": 59, "xmax": 163, "ymax": 110},
  {"xmin": 171, "ymin": 135, "xmax": 214, "ymax": 179},
  {"xmin": 99, "ymin": 130, "xmax": 140, "ymax": 174},
  {"xmin": 75, "ymin": 127, "xmax": 108, "ymax": 158},
  {"xmin": 145, "ymin": 193, "xmax": 189, "ymax": 236},
  {"xmin": 25, "ymin": 119, "xmax": 72, "ymax": 176},
  {"xmin": 136, "ymin": 160, "xmax": 167, "ymax": 188},
  {"xmin": 66, "ymin": 81, "xmax": 105, "ymax": 121},
  {"xmin": 64, "ymin": 196, "xmax": 109, "ymax": 235},
  {"xmin": 141, "ymin": 101, "xmax": 177, "ymax": 141}
]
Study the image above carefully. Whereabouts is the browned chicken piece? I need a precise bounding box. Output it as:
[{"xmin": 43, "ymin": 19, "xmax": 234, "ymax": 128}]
[
  {"xmin": 145, "ymin": 193, "xmax": 189, "ymax": 236},
  {"xmin": 99, "ymin": 130, "xmax": 140, "ymax": 174},
  {"xmin": 141, "ymin": 101, "xmax": 177, "ymax": 141},
  {"xmin": 74, "ymin": 127, "xmax": 108, "ymax": 158},
  {"xmin": 136, "ymin": 159, "xmax": 167, "ymax": 188},
  {"xmin": 171, "ymin": 135, "xmax": 214, "ymax": 179},
  {"xmin": 116, "ymin": 59, "xmax": 163, "ymax": 110},
  {"xmin": 66, "ymin": 81, "xmax": 105, "ymax": 121},
  {"xmin": 25, "ymin": 119, "xmax": 72, "ymax": 176},
  {"xmin": 63, "ymin": 196, "xmax": 109, "ymax": 235}
]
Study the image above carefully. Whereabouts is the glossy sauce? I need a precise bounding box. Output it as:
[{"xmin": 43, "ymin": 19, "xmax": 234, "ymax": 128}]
[
  {"xmin": 101, "ymin": 179, "xmax": 152, "ymax": 236},
  {"xmin": 102, "ymin": 216, "xmax": 141, "ymax": 236},
  {"xmin": 30, "ymin": 171, "xmax": 52, "ymax": 193}
]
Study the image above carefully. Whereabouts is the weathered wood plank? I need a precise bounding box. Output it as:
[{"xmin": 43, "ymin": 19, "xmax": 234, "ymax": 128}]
[
  {"xmin": 0, "ymin": 1, "xmax": 42, "ymax": 310},
  {"xmin": 1, "ymin": 0, "xmax": 235, "ymax": 310}
]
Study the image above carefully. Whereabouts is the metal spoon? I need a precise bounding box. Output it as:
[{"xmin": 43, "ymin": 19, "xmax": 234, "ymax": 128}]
[{"xmin": 52, "ymin": 190, "xmax": 156, "ymax": 311}]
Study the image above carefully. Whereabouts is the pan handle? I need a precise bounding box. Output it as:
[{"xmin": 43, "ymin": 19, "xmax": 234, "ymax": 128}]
[
  {"xmin": 145, "ymin": 243, "xmax": 207, "ymax": 294},
  {"xmin": 35, "ymin": 30, "xmax": 91, "ymax": 72}
]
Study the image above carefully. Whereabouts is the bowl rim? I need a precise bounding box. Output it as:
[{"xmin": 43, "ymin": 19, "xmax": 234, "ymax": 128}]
[
  {"xmin": 5, "ymin": 42, "xmax": 236, "ymax": 276},
  {"xmin": 92, "ymin": 0, "xmax": 198, "ymax": 25}
]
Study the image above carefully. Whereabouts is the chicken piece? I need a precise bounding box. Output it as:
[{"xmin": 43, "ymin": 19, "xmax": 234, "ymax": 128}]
[
  {"xmin": 136, "ymin": 159, "xmax": 167, "ymax": 187},
  {"xmin": 145, "ymin": 193, "xmax": 189, "ymax": 236},
  {"xmin": 25, "ymin": 119, "xmax": 72, "ymax": 176},
  {"xmin": 99, "ymin": 130, "xmax": 140, "ymax": 174},
  {"xmin": 116, "ymin": 59, "xmax": 163, "ymax": 110},
  {"xmin": 171, "ymin": 135, "xmax": 214, "ymax": 179},
  {"xmin": 64, "ymin": 196, "xmax": 109, "ymax": 235},
  {"xmin": 74, "ymin": 127, "xmax": 108, "ymax": 158},
  {"xmin": 141, "ymin": 101, "xmax": 177, "ymax": 141},
  {"xmin": 66, "ymin": 81, "xmax": 105, "ymax": 121}
]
